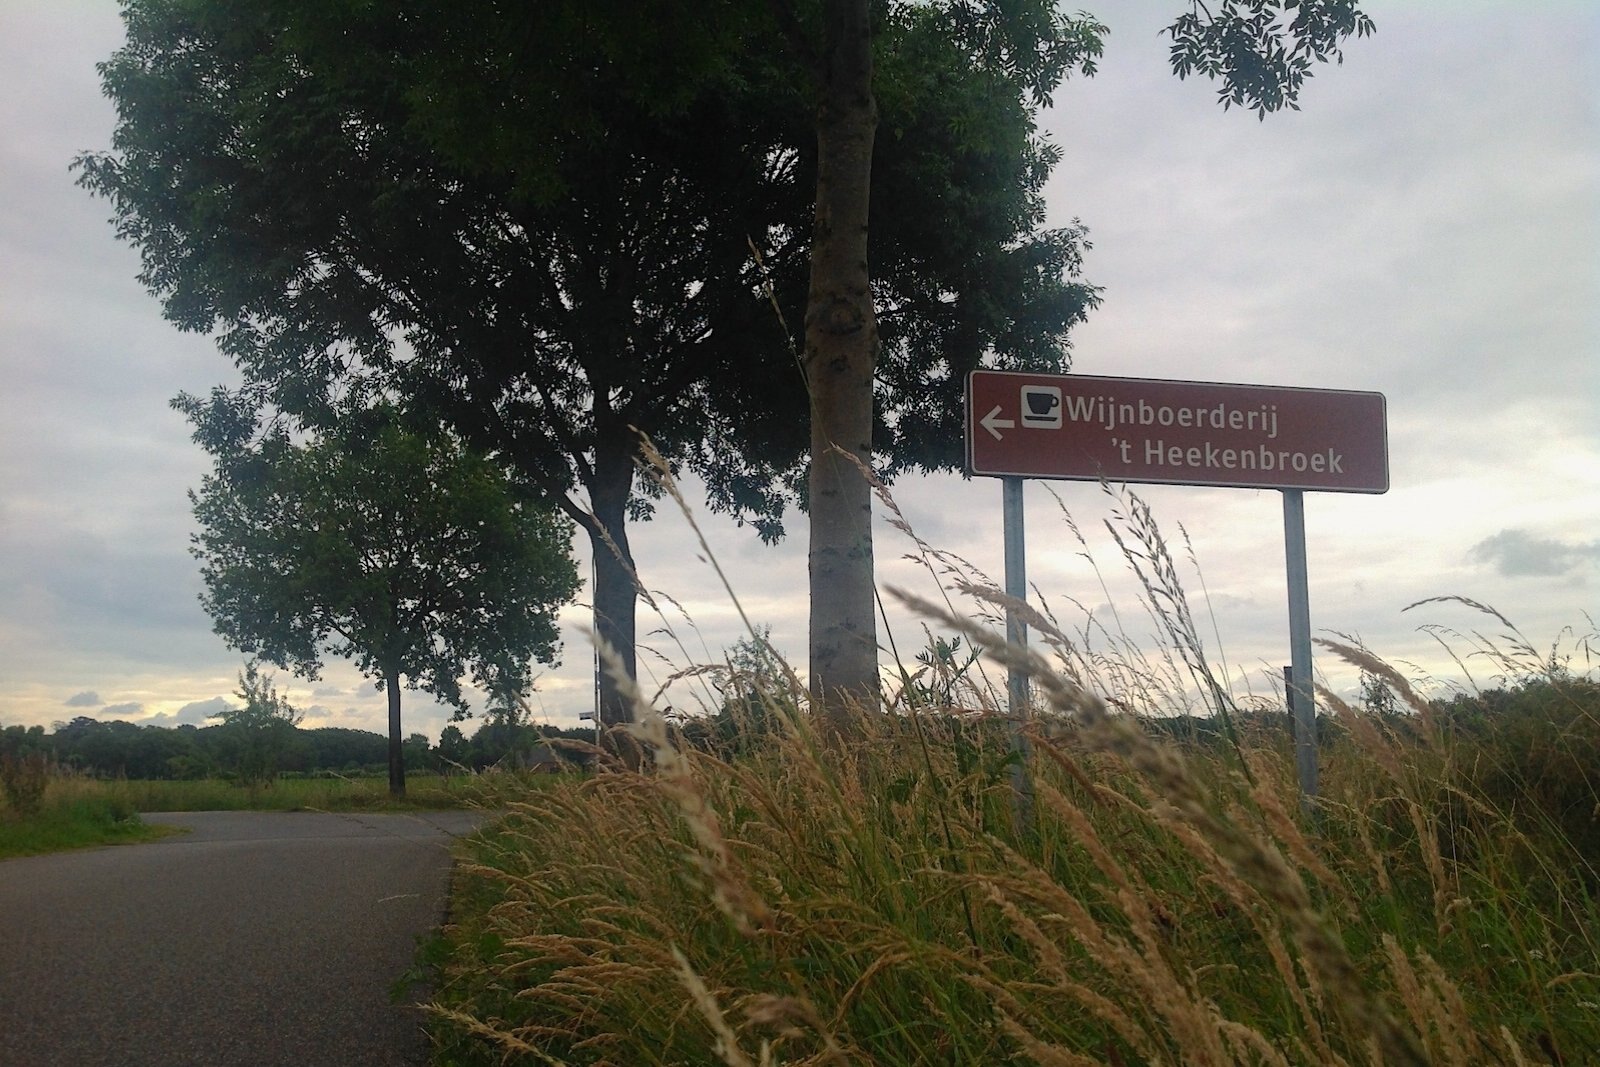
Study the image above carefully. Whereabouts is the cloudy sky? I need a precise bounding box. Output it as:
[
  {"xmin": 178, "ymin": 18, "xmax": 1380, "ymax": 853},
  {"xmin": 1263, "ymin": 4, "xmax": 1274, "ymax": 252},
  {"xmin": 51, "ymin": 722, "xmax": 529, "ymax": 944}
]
[{"xmin": 2, "ymin": 2, "xmax": 1595, "ymax": 742}]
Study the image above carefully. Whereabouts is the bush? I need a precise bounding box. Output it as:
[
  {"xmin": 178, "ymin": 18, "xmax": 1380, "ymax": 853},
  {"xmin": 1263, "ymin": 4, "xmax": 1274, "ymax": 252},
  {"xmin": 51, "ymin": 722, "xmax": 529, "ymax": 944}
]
[
  {"xmin": 0, "ymin": 751, "xmax": 49, "ymax": 816},
  {"xmin": 1437, "ymin": 674, "xmax": 1600, "ymax": 860}
]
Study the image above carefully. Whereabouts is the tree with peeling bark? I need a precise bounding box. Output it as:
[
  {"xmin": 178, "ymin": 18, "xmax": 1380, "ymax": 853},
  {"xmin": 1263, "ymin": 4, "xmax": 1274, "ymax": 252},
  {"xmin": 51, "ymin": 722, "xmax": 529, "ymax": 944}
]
[
  {"xmin": 80, "ymin": 0, "xmax": 1102, "ymax": 725},
  {"xmin": 180, "ymin": 394, "xmax": 578, "ymax": 796}
]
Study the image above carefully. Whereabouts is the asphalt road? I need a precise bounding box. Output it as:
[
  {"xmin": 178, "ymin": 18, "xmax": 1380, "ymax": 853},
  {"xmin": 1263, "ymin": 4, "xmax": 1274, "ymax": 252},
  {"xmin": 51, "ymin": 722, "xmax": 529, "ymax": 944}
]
[{"xmin": 0, "ymin": 810, "xmax": 485, "ymax": 1067}]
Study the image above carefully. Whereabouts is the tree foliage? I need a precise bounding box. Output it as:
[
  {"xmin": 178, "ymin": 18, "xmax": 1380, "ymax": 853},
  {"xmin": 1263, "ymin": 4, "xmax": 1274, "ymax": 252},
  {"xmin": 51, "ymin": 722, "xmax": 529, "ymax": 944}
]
[
  {"xmin": 1166, "ymin": 0, "xmax": 1377, "ymax": 117},
  {"xmin": 78, "ymin": 0, "xmax": 1101, "ymax": 722},
  {"xmin": 9, "ymin": 716, "xmax": 403, "ymax": 782},
  {"xmin": 180, "ymin": 394, "xmax": 580, "ymax": 793},
  {"xmin": 78, "ymin": 0, "xmax": 1374, "ymax": 725}
]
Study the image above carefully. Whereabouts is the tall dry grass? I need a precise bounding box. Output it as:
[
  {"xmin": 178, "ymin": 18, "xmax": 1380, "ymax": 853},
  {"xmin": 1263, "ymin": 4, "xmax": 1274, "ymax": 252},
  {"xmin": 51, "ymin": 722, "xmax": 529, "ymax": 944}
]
[{"xmin": 421, "ymin": 479, "xmax": 1598, "ymax": 1066}]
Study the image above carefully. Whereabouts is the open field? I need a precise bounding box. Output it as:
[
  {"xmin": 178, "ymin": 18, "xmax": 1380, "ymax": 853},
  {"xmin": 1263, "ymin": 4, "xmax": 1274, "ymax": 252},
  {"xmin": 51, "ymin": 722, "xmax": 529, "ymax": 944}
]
[{"xmin": 46, "ymin": 771, "xmax": 483, "ymax": 813}]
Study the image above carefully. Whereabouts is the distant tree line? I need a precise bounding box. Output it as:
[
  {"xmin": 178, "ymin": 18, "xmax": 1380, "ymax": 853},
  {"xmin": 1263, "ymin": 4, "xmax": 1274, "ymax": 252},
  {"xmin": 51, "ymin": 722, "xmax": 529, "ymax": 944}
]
[{"xmin": 0, "ymin": 714, "xmax": 596, "ymax": 782}]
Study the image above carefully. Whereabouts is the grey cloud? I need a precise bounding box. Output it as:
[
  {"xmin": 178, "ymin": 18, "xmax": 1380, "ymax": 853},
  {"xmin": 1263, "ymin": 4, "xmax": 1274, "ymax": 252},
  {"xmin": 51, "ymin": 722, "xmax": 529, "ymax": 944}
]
[
  {"xmin": 312, "ymin": 686, "xmax": 345, "ymax": 698},
  {"xmin": 129, "ymin": 697, "xmax": 235, "ymax": 730},
  {"xmin": 175, "ymin": 696, "xmax": 233, "ymax": 723},
  {"xmin": 0, "ymin": 522, "xmax": 227, "ymax": 680},
  {"xmin": 1469, "ymin": 530, "xmax": 1600, "ymax": 578},
  {"xmin": 64, "ymin": 690, "xmax": 100, "ymax": 707},
  {"xmin": 102, "ymin": 702, "xmax": 143, "ymax": 718}
]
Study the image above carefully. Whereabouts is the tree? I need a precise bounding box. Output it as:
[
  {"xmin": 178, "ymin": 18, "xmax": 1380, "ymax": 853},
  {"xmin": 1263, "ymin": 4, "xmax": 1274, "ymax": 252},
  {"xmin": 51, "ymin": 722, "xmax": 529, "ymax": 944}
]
[
  {"xmin": 0, "ymin": 724, "xmax": 47, "ymax": 756},
  {"xmin": 436, "ymin": 725, "xmax": 469, "ymax": 770},
  {"xmin": 209, "ymin": 663, "xmax": 304, "ymax": 788},
  {"xmin": 799, "ymin": 0, "xmax": 879, "ymax": 725},
  {"xmin": 181, "ymin": 397, "xmax": 580, "ymax": 795},
  {"xmin": 789, "ymin": 0, "xmax": 1373, "ymax": 716},
  {"xmin": 464, "ymin": 705, "xmax": 537, "ymax": 771},
  {"xmin": 1359, "ymin": 668, "xmax": 1400, "ymax": 717},
  {"xmin": 1165, "ymin": 0, "xmax": 1376, "ymax": 119},
  {"xmin": 703, "ymin": 628, "xmax": 797, "ymax": 753},
  {"xmin": 401, "ymin": 733, "xmax": 433, "ymax": 773},
  {"xmin": 301, "ymin": 727, "xmax": 388, "ymax": 773},
  {"xmin": 78, "ymin": 0, "xmax": 1100, "ymax": 724},
  {"xmin": 125, "ymin": 725, "xmax": 199, "ymax": 780}
]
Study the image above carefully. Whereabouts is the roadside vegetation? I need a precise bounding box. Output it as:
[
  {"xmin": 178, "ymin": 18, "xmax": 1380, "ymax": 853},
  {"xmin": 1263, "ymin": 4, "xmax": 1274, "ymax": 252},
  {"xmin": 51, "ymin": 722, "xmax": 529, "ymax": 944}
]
[
  {"xmin": 418, "ymin": 489, "xmax": 1598, "ymax": 1066},
  {"xmin": 0, "ymin": 753, "xmax": 173, "ymax": 858},
  {"xmin": 421, "ymin": 640, "xmax": 1598, "ymax": 1065}
]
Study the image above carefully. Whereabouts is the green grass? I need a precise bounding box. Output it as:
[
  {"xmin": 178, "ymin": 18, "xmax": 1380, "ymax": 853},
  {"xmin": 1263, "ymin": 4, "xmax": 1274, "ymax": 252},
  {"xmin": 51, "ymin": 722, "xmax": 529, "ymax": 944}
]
[
  {"xmin": 0, "ymin": 794, "xmax": 181, "ymax": 859},
  {"xmin": 1, "ymin": 771, "xmax": 542, "ymax": 860}
]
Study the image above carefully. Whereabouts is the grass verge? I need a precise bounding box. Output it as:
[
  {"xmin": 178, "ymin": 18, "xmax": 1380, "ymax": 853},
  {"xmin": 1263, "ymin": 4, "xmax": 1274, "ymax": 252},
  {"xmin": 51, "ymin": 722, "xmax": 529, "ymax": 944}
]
[
  {"xmin": 0, "ymin": 795, "xmax": 181, "ymax": 859},
  {"xmin": 421, "ymin": 654, "xmax": 1599, "ymax": 1065},
  {"xmin": 417, "ymin": 478, "xmax": 1598, "ymax": 1065},
  {"xmin": 1, "ymin": 772, "xmax": 535, "ymax": 860}
]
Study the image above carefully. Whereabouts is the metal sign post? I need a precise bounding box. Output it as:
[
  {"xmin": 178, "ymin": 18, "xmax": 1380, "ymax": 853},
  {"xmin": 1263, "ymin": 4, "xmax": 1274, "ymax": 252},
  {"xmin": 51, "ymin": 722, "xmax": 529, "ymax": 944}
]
[
  {"xmin": 1003, "ymin": 477, "xmax": 1033, "ymax": 831},
  {"xmin": 1282, "ymin": 490, "xmax": 1318, "ymax": 802},
  {"xmin": 1003, "ymin": 477, "xmax": 1028, "ymax": 715}
]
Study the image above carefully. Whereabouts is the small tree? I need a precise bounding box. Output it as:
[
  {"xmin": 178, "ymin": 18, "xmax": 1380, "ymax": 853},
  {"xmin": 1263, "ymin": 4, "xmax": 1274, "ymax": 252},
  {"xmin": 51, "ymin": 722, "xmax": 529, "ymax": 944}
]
[
  {"xmin": 401, "ymin": 733, "xmax": 433, "ymax": 773},
  {"xmin": 209, "ymin": 662, "xmax": 303, "ymax": 789},
  {"xmin": 700, "ymin": 629, "xmax": 797, "ymax": 753},
  {"xmin": 183, "ymin": 396, "xmax": 581, "ymax": 796},
  {"xmin": 436, "ymin": 725, "xmax": 469, "ymax": 771}
]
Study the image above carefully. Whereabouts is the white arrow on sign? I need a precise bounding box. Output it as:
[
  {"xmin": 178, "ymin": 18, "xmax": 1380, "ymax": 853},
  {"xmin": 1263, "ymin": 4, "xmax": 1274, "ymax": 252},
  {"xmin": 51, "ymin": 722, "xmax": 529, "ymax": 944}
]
[{"xmin": 980, "ymin": 404, "xmax": 1014, "ymax": 441}]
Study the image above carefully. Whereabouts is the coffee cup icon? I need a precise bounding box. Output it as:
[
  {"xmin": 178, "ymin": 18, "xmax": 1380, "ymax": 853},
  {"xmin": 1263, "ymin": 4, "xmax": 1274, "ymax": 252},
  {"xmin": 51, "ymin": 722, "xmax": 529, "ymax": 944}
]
[{"xmin": 1021, "ymin": 386, "xmax": 1062, "ymax": 427}]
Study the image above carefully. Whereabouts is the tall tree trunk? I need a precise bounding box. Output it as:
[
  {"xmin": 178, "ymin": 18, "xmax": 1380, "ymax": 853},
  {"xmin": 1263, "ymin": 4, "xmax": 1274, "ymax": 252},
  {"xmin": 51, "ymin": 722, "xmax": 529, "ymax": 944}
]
[
  {"xmin": 385, "ymin": 667, "xmax": 405, "ymax": 797},
  {"xmin": 587, "ymin": 448, "xmax": 639, "ymax": 725},
  {"xmin": 806, "ymin": 0, "xmax": 880, "ymax": 728}
]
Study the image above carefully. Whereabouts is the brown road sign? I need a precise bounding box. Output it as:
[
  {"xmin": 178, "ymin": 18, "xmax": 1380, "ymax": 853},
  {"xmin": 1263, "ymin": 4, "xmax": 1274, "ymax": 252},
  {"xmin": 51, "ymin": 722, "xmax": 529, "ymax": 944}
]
[{"xmin": 966, "ymin": 371, "xmax": 1388, "ymax": 493}]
